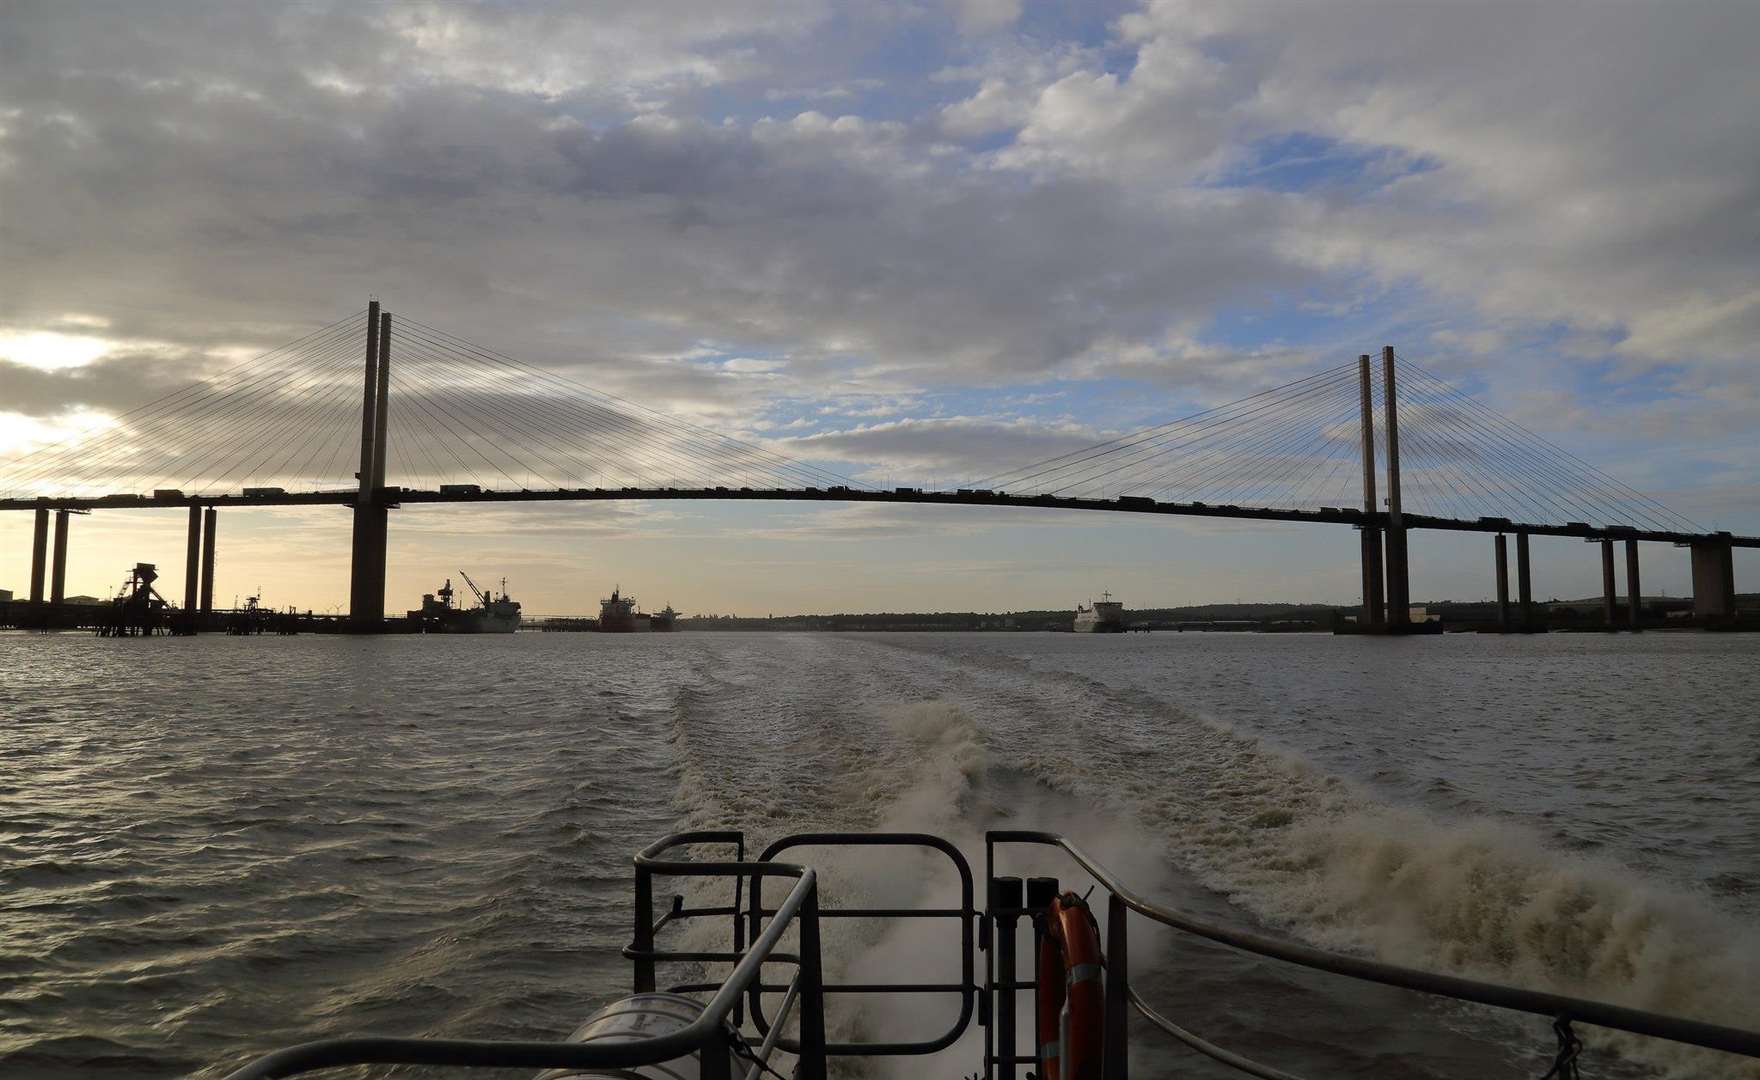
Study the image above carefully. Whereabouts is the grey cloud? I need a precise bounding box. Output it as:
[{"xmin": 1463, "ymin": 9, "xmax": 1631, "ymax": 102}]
[
  {"xmin": 779, "ymin": 416, "xmax": 1102, "ymax": 479},
  {"xmin": 0, "ymin": 352, "xmax": 194, "ymax": 416},
  {"xmin": 1104, "ymin": 0, "xmax": 1760, "ymax": 367},
  {"xmin": 0, "ymin": 1, "xmax": 1327, "ymax": 418}
]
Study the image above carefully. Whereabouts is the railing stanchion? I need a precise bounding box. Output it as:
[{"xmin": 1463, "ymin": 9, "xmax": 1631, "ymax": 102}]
[
  {"xmin": 700, "ymin": 1028, "xmax": 731, "ymax": 1080},
  {"xmin": 992, "ymin": 877, "xmax": 1024, "ymax": 1080},
  {"xmin": 633, "ymin": 863, "xmax": 656, "ymax": 993},
  {"xmin": 796, "ymin": 884, "xmax": 830, "ymax": 1080},
  {"xmin": 1103, "ymin": 893, "xmax": 1129, "ymax": 1080},
  {"xmin": 1026, "ymin": 877, "xmax": 1058, "ymax": 1080},
  {"xmin": 733, "ymin": 836, "xmax": 747, "ymax": 1028}
]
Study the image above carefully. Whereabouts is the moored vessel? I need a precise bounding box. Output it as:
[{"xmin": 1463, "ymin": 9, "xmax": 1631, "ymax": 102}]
[
  {"xmin": 597, "ymin": 588, "xmax": 678, "ymax": 632},
  {"xmin": 597, "ymin": 586, "xmax": 645, "ymax": 632},
  {"xmin": 408, "ymin": 571, "xmax": 521, "ymax": 633},
  {"xmin": 1073, "ymin": 591, "xmax": 1125, "ymax": 633}
]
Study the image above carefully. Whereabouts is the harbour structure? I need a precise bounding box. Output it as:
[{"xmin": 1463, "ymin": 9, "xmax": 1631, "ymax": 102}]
[
  {"xmin": 1073, "ymin": 591, "xmax": 1125, "ymax": 633},
  {"xmin": 408, "ymin": 571, "xmax": 521, "ymax": 633},
  {"xmin": 3, "ymin": 306, "xmax": 1755, "ymax": 634},
  {"xmin": 94, "ymin": 562, "xmax": 176, "ymax": 637}
]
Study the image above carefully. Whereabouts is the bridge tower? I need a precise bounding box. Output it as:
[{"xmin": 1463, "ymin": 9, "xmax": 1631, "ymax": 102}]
[
  {"xmin": 1381, "ymin": 346, "xmax": 1411, "ymax": 627},
  {"xmin": 348, "ymin": 302, "xmax": 393, "ymax": 631},
  {"xmin": 1356, "ymin": 355, "xmax": 1385, "ymax": 627}
]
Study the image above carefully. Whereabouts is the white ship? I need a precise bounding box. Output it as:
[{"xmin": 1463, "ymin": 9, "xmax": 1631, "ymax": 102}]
[{"xmin": 1073, "ymin": 591, "xmax": 1125, "ymax": 633}]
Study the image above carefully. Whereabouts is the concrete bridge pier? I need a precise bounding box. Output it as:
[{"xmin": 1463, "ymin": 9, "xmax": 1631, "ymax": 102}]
[
  {"xmin": 1360, "ymin": 527, "xmax": 1385, "ymax": 627},
  {"xmin": 1516, "ymin": 531, "xmax": 1535, "ymax": 632},
  {"xmin": 29, "ymin": 506, "xmax": 48, "ymax": 603},
  {"xmin": 184, "ymin": 505, "xmax": 203, "ymax": 614},
  {"xmin": 1690, "ymin": 539, "xmax": 1736, "ymax": 621},
  {"xmin": 1625, "ymin": 539, "xmax": 1642, "ymax": 631},
  {"xmin": 50, "ymin": 509, "xmax": 70, "ymax": 604},
  {"xmin": 1600, "ymin": 539, "xmax": 1618, "ymax": 629},
  {"xmin": 200, "ymin": 507, "xmax": 217, "ymax": 613},
  {"xmin": 1494, "ymin": 534, "xmax": 1511, "ymax": 631}
]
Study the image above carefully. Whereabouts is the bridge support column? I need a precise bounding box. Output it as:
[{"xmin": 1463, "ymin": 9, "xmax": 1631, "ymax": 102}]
[
  {"xmin": 1494, "ymin": 534, "xmax": 1511, "ymax": 632},
  {"xmin": 200, "ymin": 507, "xmax": 217, "ymax": 613},
  {"xmin": 1601, "ymin": 539, "xmax": 1618, "ymax": 629},
  {"xmin": 1361, "ymin": 528, "xmax": 1385, "ymax": 627},
  {"xmin": 1381, "ymin": 346, "xmax": 1410, "ymax": 627},
  {"xmin": 184, "ymin": 505, "xmax": 202, "ymax": 615},
  {"xmin": 1516, "ymin": 531, "xmax": 1534, "ymax": 632},
  {"xmin": 29, "ymin": 506, "xmax": 48, "ymax": 604},
  {"xmin": 1625, "ymin": 539, "xmax": 1642, "ymax": 632},
  {"xmin": 1690, "ymin": 539, "xmax": 1735, "ymax": 621},
  {"xmin": 349, "ymin": 305, "xmax": 392, "ymax": 631},
  {"xmin": 1356, "ymin": 354, "xmax": 1385, "ymax": 628},
  {"xmin": 50, "ymin": 510, "xmax": 69, "ymax": 604}
]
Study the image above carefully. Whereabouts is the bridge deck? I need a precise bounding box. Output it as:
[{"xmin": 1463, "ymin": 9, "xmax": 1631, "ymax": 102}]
[{"xmin": 4, "ymin": 487, "xmax": 1754, "ymax": 548}]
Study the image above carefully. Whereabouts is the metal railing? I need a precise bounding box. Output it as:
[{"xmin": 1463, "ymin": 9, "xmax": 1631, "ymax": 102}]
[
  {"xmin": 214, "ymin": 827, "xmax": 1760, "ymax": 1079},
  {"xmin": 744, "ymin": 832, "xmax": 977, "ymax": 1057},
  {"xmin": 221, "ymin": 831, "xmax": 829, "ymax": 1080},
  {"xmin": 985, "ymin": 830, "xmax": 1760, "ymax": 1080},
  {"xmin": 220, "ymin": 830, "xmax": 979, "ymax": 1079}
]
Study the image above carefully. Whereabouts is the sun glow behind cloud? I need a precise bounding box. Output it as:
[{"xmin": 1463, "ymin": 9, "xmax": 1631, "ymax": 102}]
[
  {"xmin": 0, "ymin": 408, "xmax": 118, "ymax": 456},
  {"xmin": 0, "ymin": 330, "xmax": 114, "ymax": 372}
]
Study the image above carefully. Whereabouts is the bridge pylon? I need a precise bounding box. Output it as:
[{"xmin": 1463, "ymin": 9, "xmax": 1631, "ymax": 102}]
[
  {"xmin": 1357, "ymin": 355, "xmax": 1385, "ymax": 628},
  {"xmin": 348, "ymin": 303, "xmax": 392, "ymax": 631},
  {"xmin": 1381, "ymin": 345, "xmax": 1411, "ymax": 627}
]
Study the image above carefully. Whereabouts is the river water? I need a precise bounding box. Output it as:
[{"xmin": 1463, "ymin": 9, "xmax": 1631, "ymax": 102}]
[{"xmin": 2, "ymin": 631, "xmax": 1757, "ymax": 1079}]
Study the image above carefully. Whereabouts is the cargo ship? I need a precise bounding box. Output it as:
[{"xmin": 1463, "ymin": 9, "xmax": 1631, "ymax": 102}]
[
  {"xmin": 597, "ymin": 586, "xmax": 642, "ymax": 632},
  {"xmin": 596, "ymin": 589, "xmax": 679, "ymax": 632},
  {"xmin": 408, "ymin": 571, "xmax": 521, "ymax": 633},
  {"xmin": 1073, "ymin": 591, "xmax": 1125, "ymax": 633}
]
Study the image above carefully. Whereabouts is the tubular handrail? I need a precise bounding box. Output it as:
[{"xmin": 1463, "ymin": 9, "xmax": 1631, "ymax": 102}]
[
  {"xmin": 747, "ymin": 832, "xmax": 979, "ymax": 1057},
  {"xmin": 1124, "ymin": 983, "xmax": 1305, "ymax": 1080},
  {"xmin": 220, "ymin": 831, "xmax": 822, "ymax": 1080},
  {"xmin": 988, "ymin": 830, "xmax": 1760, "ymax": 1062}
]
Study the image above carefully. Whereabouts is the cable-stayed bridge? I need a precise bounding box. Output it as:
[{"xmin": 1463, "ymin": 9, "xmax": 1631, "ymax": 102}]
[{"xmin": 2, "ymin": 303, "xmax": 1750, "ymax": 631}]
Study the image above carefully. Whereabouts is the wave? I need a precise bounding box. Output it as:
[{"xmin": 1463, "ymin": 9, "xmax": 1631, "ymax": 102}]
[{"xmin": 833, "ymin": 638, "xmax": 1760, "ymax": 1078}]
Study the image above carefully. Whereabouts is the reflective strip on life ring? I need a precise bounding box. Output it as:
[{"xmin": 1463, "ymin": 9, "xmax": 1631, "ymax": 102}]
[{"xmin": 1035, "ymin": 892, "xmax": 1105, "ymax": 1080}]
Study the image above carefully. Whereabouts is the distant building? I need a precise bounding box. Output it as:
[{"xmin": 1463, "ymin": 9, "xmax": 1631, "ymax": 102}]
[{"xmin": 0, "ymin": 588, "xmax": 12, "ymax": 603}]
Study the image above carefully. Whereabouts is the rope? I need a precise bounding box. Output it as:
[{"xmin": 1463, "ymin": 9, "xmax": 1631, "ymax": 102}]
[
  {"xmin": 727, "ymin": 1027, "xmax": 792, "ymax": 1080},
  {"xmin": 1540, "ymin": 1016, "xmax": 1583, "ymax": 1079}
]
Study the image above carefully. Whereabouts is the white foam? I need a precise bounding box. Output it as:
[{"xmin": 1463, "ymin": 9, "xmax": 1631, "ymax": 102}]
[{"xmin": 664, "ymin": 649, "xmax": 1760, "ymax": 1078}]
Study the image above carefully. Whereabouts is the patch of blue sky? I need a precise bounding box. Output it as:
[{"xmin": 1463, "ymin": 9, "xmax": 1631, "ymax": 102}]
[
  {"xmin": 961, "ymin": 129, "xmax": 1020, "ymax": 154},
  {"xmin": 1015, "ymin": 0, "xmax": 1138, "ymax": 61},
  {"xmin": 1211, "ymin": 131, "xmax": 1436, "ymax": 195}
]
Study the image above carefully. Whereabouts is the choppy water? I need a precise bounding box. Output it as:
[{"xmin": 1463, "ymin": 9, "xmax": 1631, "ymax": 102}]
[{"xmin": 2, "ymin": 631, "xmax": 1757, "ymax": 1079}]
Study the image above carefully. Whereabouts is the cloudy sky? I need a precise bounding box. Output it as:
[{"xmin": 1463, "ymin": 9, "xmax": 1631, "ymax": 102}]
[{"xmin": 2, "ymin": 0, "xmax": 1756, "ymax": 615}]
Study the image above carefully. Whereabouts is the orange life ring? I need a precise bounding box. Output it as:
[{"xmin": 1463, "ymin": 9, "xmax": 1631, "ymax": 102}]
[{"xmin": 1035, "ymin": 892, "xmax": 1104, "ymax": 1080}]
